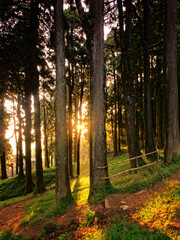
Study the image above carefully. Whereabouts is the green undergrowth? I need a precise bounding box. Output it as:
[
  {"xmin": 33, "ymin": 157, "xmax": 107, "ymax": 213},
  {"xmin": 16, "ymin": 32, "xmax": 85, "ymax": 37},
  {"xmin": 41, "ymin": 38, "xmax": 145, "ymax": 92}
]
[
  {"xmin": 89, "ymin": 153, "xmax": 180, "ymax": 204},
  {"xmin": 0, "ymin": 229, "xmax": 27, "ymax": 240},
  {"xmin": 20, "ymin": 176, "xmax": 89, "ymax": 227},
  {"xmin": 104, "ymin": 220, "xmax": 171, "ymax": 240},
  {"xmin": 20, "ymin": 192, "xmax": 74, "ymax": 226},
  {"xmin": 137, "ymin": 180, "xmax": 180, "ymax": 239},
  {"xmin": 0, "ymin": 167, "xmax": 56, "ymax": 202}
]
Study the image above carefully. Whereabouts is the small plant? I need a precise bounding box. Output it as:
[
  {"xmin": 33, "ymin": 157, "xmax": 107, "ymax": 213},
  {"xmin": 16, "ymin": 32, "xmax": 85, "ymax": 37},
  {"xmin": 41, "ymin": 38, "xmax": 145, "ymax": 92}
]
[
  {"xmin": 0, "ymin": 229, "xmax": 26, "ymax": 240},
  {"xmin": 58, "ymin": 232, "xmax": 70, "ymax": 240},
  {"xmin": 41, "ymin": 220, "xmax": 59, "ymax": 235},
  {"xmin": 137, "ymin": 180, "xmax": 180, "ymax": 239},
  {"xmin": 104, "ymin": 220, "xmax": 171, "ymax": 240},
  {"xmin": 84, "ymin": 210, "xmax": 96, "ymax": 226}
]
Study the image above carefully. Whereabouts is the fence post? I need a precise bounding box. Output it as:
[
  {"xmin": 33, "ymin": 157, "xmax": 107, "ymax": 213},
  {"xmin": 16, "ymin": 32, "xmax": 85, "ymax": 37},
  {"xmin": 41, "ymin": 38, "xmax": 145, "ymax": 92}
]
[
  {"xmin": 157, "ymin": 149, "xmax": 160, "ymax": 171},
  {"xmin": 136, "ymin": 156, "xmax": 139, "ymax": 175}
]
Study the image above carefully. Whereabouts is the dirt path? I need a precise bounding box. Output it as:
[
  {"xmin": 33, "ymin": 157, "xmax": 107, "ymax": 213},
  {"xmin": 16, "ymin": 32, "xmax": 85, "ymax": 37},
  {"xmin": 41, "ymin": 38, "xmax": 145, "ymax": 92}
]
[{"xmin": 0, "ymin": 170, "xmax": 179, "ymax": 239}]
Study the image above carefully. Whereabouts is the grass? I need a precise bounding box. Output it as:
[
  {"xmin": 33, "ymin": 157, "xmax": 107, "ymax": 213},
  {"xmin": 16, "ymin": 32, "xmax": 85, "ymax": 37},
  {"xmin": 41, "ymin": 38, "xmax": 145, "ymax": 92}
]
[
  {"xmin": 104, "ymin": 220, "xmax": 171, "ymax": 240},
  {"xmin": 0, "ymin": 166, "xmax": 56, "ymax": 205},
  {"xmin": 89, "ymin": 153, "xmax": 180, "ymax": 204},
  {"xmin": 72, "ymin": 176, "xmax": 90, "ymax": 205},
  {"xmin": 136, "ymin": 180, "xmax": 180, "ymax": 239},
  {"xmin": 0, "ymin": 229, "xmax": 27, "ymax": 240},
  {"xmin": 0, "ymin": 151, "xmax": 180, "ymax": 229},
  {"xmin": 20, "ymin": 176, "xmax": 89, "ymax": 226},
  {"xmin": 20, "ymin": 191, "xmax": 74, "ymax": 226}
]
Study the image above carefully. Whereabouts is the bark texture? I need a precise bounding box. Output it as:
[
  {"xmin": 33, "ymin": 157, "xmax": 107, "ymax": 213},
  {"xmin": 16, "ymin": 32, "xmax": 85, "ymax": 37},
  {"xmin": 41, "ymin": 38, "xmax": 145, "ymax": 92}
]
[
  {"xmin": 118, "ymin": 0, "xmax": 142, "ymax": 167},
  {"xmin": 55, "ymin": 0, "xmax": 71, "ymax": 202},
  {"xmin": 165, "ymin": 0, "xmax": 179, "ymax": 162},
  {"xmin": 143, "ymin": 0, "xmax": 155, "ymax": 154},
  {"xmin": 76, "ymin": 0, "xmax": 108, "ymax": 192}
]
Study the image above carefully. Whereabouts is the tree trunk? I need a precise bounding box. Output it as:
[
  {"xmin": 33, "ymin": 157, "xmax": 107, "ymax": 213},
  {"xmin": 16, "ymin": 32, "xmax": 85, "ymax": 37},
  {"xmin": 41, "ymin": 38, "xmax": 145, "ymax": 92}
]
[
  {"xmin": 34, "ymin": 89, "xmax": 45, "ymax": 192},
  {"xmin": 165, "ymin": 0, "xmax": 179, "ymax": 162},
  {"xmin": 143, "ymin": 0, "xmax": 155, "ymax": 154},
  {"xmin": 13, "ymin": 100, "xmax": 19, "ymax": 175},
  {"xmin": 43, "ymin": 99, "xmax": 49, "ymax": 168},
  {"xmin": 0, "ymin": 96, "xmax": 7, "ymax": 180},
  {"xmin": 1, "ymin": 151, "xmax": 7, "ymax": 180},
  {"xmin": 77, "ymin": 64, "xmax": 84, "ymax": 176},
  {"xmin": 74, "ymin": 94, "xmax": 78, "ymax": 164},
  {"xmin": 68, "ymin": 78, "xmax": 73, "ymax": 178},
  {"xmin": 113, "ymin": 67, "xmax": 118, "ymax": 156},
  {"xmin": 111, "ymin": 107, "xmax": 114, "ymax": 148},
  {"xmin": 118, "ymin": 0, "xmax": 142, "ymax": 167},
  {"xmin": 55, "ymin": 0, "xmax": 71, "ymax": 202},
  {"xmin": 29, "ymin": 0, "xmax": 45, "ymax": 193},
  {"xmin": 76, "ymin": 0, "xmax": 109, "ymax": 192},
  {"xmin": 117, "ymin": 76, "xmax": 122, "ymax": 152},
  {"xmin": 17, "ymin": 95, "xmax": 24, "ymax": 179},
  {"xmin": 24, "ymin": 87, "xmax": 33, "ymax": 194},
  {"xmin": 156, "ymin": 58, "xmax": 164, "ymax": 149}
]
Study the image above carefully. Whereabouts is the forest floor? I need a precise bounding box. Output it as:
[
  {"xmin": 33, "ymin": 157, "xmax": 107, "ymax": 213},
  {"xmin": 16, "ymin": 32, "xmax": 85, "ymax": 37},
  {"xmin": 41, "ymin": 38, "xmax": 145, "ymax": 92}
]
[{"xmin": 0, "ymin": 170, "xmax": 179, "ymax": 239}]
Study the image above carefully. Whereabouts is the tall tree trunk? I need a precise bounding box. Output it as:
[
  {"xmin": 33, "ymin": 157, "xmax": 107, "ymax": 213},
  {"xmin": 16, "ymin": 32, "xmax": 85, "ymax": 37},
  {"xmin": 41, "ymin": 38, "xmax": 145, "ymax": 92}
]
[
  {"xmin": 0, "ymin": 96, "xmax": 7, "ymax": 180},
  {"xmin": 76, "ymin": 0, "xmax": 109, "ymax": 192},
  {"xmin": 111, "ymin": 107, "xmax": 114, "ymax": 150},
  {"xmin": 1, "ymin": 151, "xmax": 7, "ymax": 180},
  {"xmin": 68, "ymin": 78, "xmax": 73, "ymax": 178},
  {"xmin": 156, "ymin": 58, "xmax": 164, "ymax": 149},
  {"xmin": 118, "ymin": 0, "xmax": 142, "ymax": 167},
  {"xmin": 24, "ymin": 86, "xmax": 33, "ymax": 194},
  {"xmin": 34, "ymin": 89, "xmax": 45, "ymax": 192},
  {"xmin": 165, "ymin": 0, "xmax": 179, "ymax": 162},
  {"xmin": 55, "ymin": 0, "xmax": 71, "ymax": 202},
  {"xmin": 143, "ymin": 0, "xmax": 155, "ymax": 154},
  {"xmin": 139, "ymin": 73, "xmax": 144, "ymax": 148},
  {"xmin": 43, "ymin": 99, "xmax": 49, "ymax": 168},
  {"xmin": 17, "ymin": 95, "xmax": 24, "ymax": 179},
  {"xmin": 29, "ymin": 0, "xmax": 45, "ymax": 193},
  {"xmin": 113, "ymin": 67, "xmax": 118, "ymax": 156},
  {"xmin": 13, "ymin": 100, "xmax": 19, "ymax": 175},
  {"xmin": 50, "ymin": 133, "xmax": 54, "ymax": 166},
  {"xmin": 74, "ymin": 94, "xmax": 78, "ymax": 164},
  {"xmin": 117, "ymin": 76, "xmax": 122, "ymax": 152},
  {"xmin": 77, "ymin": 64, "xmax": 84, "ymax": 176}
]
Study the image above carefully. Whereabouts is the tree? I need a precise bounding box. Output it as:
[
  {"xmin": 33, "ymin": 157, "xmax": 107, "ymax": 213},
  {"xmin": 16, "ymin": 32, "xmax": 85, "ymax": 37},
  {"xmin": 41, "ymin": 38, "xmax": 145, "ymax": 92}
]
[
  {"xmin": 17, "ymin": 94, "xmax": 24, "ymax": 179},
  {"xmin": 55, "ymin": 0, "xmax": 71, "ymax": 202},
  {"xmin": 165, "ymin": 0, "xmax": 179, "ymax": 162},
  {"xmin": 142, "ymin": 0, "xmax": 155, "ymax": 154},
  {"xmin": 0, "ymin": 96, "xmax": 8, "ymax": 180},
  {"xmin": 118, "ymin": 0, "xmax": 142, "ymax": 167},
  {"xmin": 29, "ymin": 0, "xmax": 45, "ymax": 193},
  {"xmin": 75, "ymin": 0, "xmax": 109, "ymax": 192}
]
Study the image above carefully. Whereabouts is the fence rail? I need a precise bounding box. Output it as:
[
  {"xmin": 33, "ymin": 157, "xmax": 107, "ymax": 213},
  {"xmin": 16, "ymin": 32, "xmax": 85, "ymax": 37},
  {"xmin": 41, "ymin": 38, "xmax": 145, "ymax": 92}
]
[{"xmin": 98, "ymin": 149, "xmax": 160, "ymax": 180}]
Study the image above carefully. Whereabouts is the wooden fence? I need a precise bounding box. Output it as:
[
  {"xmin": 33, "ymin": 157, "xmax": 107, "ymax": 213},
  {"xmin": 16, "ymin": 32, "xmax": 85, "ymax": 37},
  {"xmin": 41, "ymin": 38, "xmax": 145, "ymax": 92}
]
[{"xmin": 97, "ymin": 149, "xmax": 161, "ymax": 180}]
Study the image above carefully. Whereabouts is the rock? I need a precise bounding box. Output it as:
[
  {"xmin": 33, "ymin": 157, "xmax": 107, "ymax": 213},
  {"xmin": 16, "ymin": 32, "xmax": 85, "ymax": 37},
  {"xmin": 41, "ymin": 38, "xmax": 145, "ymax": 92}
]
[
  {"xmin": 135, "ymin": 190, "xmax": 147, "ymax": 195},
  {"xmin": 105, "ymin": 199, "xmax": 110, "ymax": 208},
  {"xmin": 121, "ymin": 205, "xmax": 129, "ymax": 210}
]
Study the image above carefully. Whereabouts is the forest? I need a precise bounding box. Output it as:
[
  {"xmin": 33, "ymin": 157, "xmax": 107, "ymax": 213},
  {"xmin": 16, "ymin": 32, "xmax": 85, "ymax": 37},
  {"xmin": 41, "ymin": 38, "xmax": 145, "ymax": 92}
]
[{"xmin": 0, "ymin": 0, "xmax": 180, "ymax": 239}]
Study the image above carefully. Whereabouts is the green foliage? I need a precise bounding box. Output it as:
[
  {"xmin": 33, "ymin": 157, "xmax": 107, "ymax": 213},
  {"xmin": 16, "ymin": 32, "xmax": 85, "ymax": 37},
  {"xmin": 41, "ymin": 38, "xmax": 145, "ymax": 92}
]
[
  {"xmin": 88, "ymin": 181, "xmax": 116, "ymax": 205},
  {"xmin": 0, "ymin": 167, "xmax": 56, "ymax": 207},
  {"xmin": 0, "ymin": 176, "xmax": 26, "ymax": 201},
  {"xmin": 72, "ymin": 176, "xmax": 89, "ymax": 204},
  {"xmin": 137, "ymin": 180, "xmax": 180, "ymax": 238},
  {"xmin": 89, "ymin": 153, "xmax": 180, "ymax": 204},
  {"xmin": 104, "ymin": 220, "xmax": 171, "ymax": 240},
  {"xmin": 41, "ymin": 221, "xmax": 60, "ymax": 236},
  {"xmin": 58, "ymin": 232, "xmax": 70, "ymax": 240},
  {"xmin": 83, "ymin": 210, "xmax": 95, "ymax": 226},
  {"xmin": 20, "ymin": 192, "xmax": 74, "ymax": 226},
  {"xmin": 0, "ymin": 229, "xmax": 26, "ymax": 240}
]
